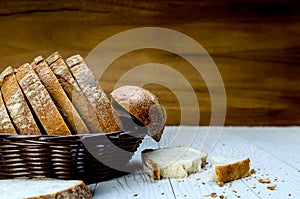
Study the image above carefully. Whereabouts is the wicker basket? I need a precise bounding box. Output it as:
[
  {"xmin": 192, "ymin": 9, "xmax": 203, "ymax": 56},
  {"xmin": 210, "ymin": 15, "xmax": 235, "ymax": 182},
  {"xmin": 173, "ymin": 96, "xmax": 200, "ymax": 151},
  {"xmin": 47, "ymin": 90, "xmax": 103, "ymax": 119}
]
[{"xmin": 0, "ymin": 130, "xmax": 145, "ymax": 184}]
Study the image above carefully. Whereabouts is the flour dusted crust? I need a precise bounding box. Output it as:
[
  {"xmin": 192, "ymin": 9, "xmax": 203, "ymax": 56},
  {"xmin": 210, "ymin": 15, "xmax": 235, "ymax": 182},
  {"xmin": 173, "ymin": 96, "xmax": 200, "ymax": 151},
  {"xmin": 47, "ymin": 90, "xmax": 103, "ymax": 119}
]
[
  {"xmin": 15, "ymin": 63, "xmax": 71, "ymax": 136},
  {"xmin": 111, "ymin": 85, "xmax": 165, "ymax": 141},
  {"xmin": 46, "ymin": 52, "xmax": 102, "ymax": 133},
  {"xmin": 0, "ymin": 91, "xmax": 16, "ymax": 134},
  {"xmin": 0, "ymin": 66, "xmax": 41, "ymax": 135},
  {"xmin": 66, "ymin": 55, "xmax": 123, "ymax": 133},
  {"xmin": 32, "ymin": 55, "xmax": 89, "ymax": 134}
]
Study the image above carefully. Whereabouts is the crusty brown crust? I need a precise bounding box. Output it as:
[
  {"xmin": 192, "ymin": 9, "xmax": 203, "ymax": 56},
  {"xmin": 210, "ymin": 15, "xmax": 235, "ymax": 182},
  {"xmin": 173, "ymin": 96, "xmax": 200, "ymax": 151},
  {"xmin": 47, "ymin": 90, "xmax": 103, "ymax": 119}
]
[
  {"xmin": 0, "ymin": 91, "xmax": 16, "ymax": 134},
  {"xmin": 66, "ymin": 55, "xmax": 123, "ymax": 133},
  {"xmin": 141, "ymin": 151, "xmax": 161, "ymax": 180},
  {"xmin": 1, "ymin": 66, "xmax": 41, "ymax": 135},
  {"xmin": 32, "ymin": 56, "xmax": 89, "ymax": 134},
  {"xmin": 111, "ymin": 85, "xmax": 165, "ymax": 141},
  {"xmin": 46, "ymin": 52, "xmax": 102, "ymax": 133},
  {"xmin": 215, "ymin": 158, "xmax": 250, "ymax": 184},
  {"xmin": 25, "ymin": 180, "xmax": 92, "ymax": 199},
  {"xmin": 15, "ymin": 63, "xmax": 71, "ymax": 136}
]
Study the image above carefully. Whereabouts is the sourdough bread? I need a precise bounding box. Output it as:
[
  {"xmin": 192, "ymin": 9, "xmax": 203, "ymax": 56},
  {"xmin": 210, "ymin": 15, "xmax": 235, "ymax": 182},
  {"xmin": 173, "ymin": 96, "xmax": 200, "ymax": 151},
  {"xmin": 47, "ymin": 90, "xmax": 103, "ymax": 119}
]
[
  {"xmin": 111, "ymin": 85, "xmax": 165, "ymax": 141},
  {"xmin": 142, "ymin": 146, "xmax": 208, "ymax": 180},
  {"xmin": 211, "ymin": 156, "xmax": 251, "ymax": 185},
  {"xmin": 32, "ymin": 55, "xmax": 89, "ymax": 134},
  {"xmin": 66, "ymin": 55, "xmax": 122, "ymax": 133},
  {"xmin": 0, "ymin": 179, "xmax": 92, "ymax": 199},
  {"xmin": 0, "ymin": 66, "xmax": 41, "ymax": 135},
  {"xmin": 46, "ymin": 52, "xmax": 102, "ymax": 133},
  {"xmin": 0, "ymin": 91, "xmax": 16, "ymax": 134},
  {"xmin": 15, "ymin": 63, "xmax": 71, "ymax": 136}
]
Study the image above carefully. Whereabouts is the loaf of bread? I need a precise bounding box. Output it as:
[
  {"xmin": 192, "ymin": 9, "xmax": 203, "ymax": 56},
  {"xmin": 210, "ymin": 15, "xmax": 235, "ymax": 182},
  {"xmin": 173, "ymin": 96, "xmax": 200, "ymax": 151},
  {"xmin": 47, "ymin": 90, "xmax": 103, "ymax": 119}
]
[
  {"xmin": 111, "ymin": 85, "xmax": 165, "ymax": 141},
  {"xmin": 46, "ymin": 52, "xmax": 102, "ymax": 133},
  {"xmin": 66, "ymin": 55, "xmax": 123, "ymax": 133},
  {"xmin": 15, "ymin": 63, "xmax": 71, "ymax": 136},
  {"xmin": 0, "ymin": 66, "xmax": 41, "ymax": 135},
  {"xmin": 142, "ymin": 146, "xmax": 208, "ymax": 180},
  {"xmin": 211, "ymin": 156, "xmax": 251, "ymax": 186},
  {"xmin": 32, "ymin": 55, "xmax": 89, "ymax": 134},
  {"xmin": 0, "ymin": 179, "xmax": 92, "ymax": 199}
]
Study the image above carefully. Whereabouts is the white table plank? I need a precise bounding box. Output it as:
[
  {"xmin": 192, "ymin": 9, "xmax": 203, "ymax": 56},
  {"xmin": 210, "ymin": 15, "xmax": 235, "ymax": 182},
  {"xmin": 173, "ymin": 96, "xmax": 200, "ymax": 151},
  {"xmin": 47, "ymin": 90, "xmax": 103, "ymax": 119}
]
[
  {"xmin": 93, "ymin": 173, "xmax": 175, "ymax": 199},
  {"xmin": 92, "ymin": 127, "xmax": 300, "ymax": 199}
]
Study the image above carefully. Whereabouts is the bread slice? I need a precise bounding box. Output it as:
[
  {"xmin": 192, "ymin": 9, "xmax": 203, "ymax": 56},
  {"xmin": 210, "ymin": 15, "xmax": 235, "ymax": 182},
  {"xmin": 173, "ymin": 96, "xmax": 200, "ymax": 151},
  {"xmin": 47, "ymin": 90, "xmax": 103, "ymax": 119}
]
[
  {"xmin": 66, "ymin": 55, "xmax": 122, "ymax": 133},
  {"xmin": 32, "ymin": 56, "xmax": 89, "ymax": 134},
  {"xmin": 211, "ymin": 156, "xmax": 251, "ymax": 185},
  {"xmin": 15, "ymin": 63, "xmax": 71, "ymax": 136},
  {"xmin": 0, "ymin": 66, "xmax": 41, "ymax": 135},
  {"xmin": 111, "ymin": 85, "xmax": 165, "ymax": 141},
  {"xmin": 0, "ymin": 91, "xmax": 16, "ymax": 134},
  {"xmin": 46, "ymin": 52, "xmax": 102, "ymax": 133},
  {"xmin": 142, "ymin": 146, "xmax": 208, "ymax": 180},
  {"xmin": 0, "ymin": 179, "xmax": 92, "ymax": 199}
]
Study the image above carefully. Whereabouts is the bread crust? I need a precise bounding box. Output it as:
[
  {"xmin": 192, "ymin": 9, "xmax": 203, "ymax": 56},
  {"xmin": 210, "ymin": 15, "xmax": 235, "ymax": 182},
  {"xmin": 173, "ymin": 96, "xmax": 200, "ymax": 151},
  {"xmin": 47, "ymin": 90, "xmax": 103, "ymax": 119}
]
[
  {"xmin": 32, "ymin": 56, "xmax": 89, "ymax": 134},
  {"xmin": 25, "ymin": 180, "xmax": 92, "ymax": 199},
  {"xmin": 46, "ymin": 52, "xmax": 102, "ymax": 133},
  {"xmin": 111, "ymin": 85, "xmax": 165, "ymax": 141},
  {"xmin": 0, "ymin": 91, "xmax": 16, "ymax": 134},
  {"xmin": 66, "ymin": 55, "xmax": 123, "ymax": 133},
  {"xmin": 215, "ymin": 158, "xmax": 250, "ymax": 183},
  {"xmin": 0, "ymin": 66, "xmax": 41, "ymax": 135},
  {"xmin": 15, "ymin": 63, "xmax": 71, "ymax": 136}
]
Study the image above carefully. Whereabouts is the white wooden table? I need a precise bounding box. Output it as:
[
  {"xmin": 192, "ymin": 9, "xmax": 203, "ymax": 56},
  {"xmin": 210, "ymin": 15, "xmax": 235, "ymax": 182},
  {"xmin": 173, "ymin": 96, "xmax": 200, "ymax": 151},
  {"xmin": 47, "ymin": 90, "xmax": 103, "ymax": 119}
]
[{"xmin": 88, "ymin": 127, "xmax": 300, "ymax": 199}]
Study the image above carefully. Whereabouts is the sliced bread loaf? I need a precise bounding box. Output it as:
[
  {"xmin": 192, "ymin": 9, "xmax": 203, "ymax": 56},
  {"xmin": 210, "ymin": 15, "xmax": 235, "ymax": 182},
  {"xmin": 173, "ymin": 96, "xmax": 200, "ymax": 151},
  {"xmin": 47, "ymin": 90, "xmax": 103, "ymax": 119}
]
[
  {"xmin": 211, "ymin": 156, "xmax": 251, "ymax": 186},
  {"xmin": 0, "ymin": 179, "xmax": 92, "ymax": 199},
  {"xmin": 142, "ymin": 146, "xmax": 208, "ymax": 180},
  {"xmin": 46, "ymin": 52, "xmax": 102, "ymax": 133},
  {"xmin": 0, "ymin": 66, "xmax": 41, "ymax": 135},
  {"xmin": 0, "ymin": 91, "xmax": 16, "ymax": 134},
  {"xmin": 66, "ymin": 55, "xmax": 122, "ymax": 133},
  {"xmin": 15, "ymin": 63, "xmax": 71, "ymax": 136},
  {"xmin": 32, "ymin": 55, "xmax": 89, "ymax": 134},
  {"xmin": 111, "ymin": 85, "xmax": 165, "ymax": 141}
]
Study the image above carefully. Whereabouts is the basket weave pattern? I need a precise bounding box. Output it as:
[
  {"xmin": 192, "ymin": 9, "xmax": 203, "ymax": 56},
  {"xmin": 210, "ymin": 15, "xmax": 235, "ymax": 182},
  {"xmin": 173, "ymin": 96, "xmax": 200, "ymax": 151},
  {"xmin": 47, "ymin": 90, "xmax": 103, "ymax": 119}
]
[{"xmin": 0, "ymin": 131, "xmax": 143, "ymax": 184}]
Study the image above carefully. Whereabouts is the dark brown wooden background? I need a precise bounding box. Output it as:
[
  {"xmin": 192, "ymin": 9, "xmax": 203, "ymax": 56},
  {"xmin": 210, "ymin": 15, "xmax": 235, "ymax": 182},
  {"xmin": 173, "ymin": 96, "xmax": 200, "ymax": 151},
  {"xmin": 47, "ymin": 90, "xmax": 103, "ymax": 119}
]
[{"xmin": 0, "ymin": 0, "xmax": 299, "ymax": 126}]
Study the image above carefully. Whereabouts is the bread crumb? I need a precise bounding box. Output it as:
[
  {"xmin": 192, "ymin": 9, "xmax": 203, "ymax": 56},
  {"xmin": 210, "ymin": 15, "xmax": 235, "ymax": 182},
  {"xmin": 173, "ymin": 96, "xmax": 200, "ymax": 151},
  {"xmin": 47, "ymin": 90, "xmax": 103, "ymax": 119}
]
[
  {"xmin": 202, "ymin": 182, "xmax": 206, "ymax": 185},
  {"xmin": 161, "ymin": 192, "xmax": 165, "ymax": 195},
  {"xmin": 219, "ymin": 195, "xmax": 227, "ymax": 199},
  {"xmin": 258, "ymin": 178, "xmax": 270, "ymax": 183},
  {"xmin": 232, "ymin": 190, "xmax": 237, "ymax": 193},
  {"xmin": 267, "ymin": 184, "xmax": 276, "ymax": 190},
  {"xmin": 218, "ymin": 182, "xmax": 224, "ymax": 187},
  {"xmin": 250, "ymin": 169, "xmax": 256, "ymax": 174},
  {"xmin": 252, "ymin": 184, "xmax": 256, "ymax": 189},
  {"xmin": 133, "ymin": 194, "xmax": 138, "ymax": 197},
  {"xmin": 196, "ymin": 177, "xmax": 201, "ymax": 181},
  {"xmin": 204, "ymin": 193, "xmax": 217, "ymax": 198},
  {"xmin": 288, "ymin": 193, "xmax": 291, "ymax": 196}
]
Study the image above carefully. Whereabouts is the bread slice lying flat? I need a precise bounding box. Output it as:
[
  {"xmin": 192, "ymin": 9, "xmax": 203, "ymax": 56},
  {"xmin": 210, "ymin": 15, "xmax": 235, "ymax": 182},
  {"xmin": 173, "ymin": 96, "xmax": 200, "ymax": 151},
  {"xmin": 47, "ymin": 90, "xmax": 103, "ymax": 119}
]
[
  {"xmin": 142, "ymin": 146, "xmax": 208, "ymax": 180},
  {"xmin": 15, "ymin": 63, "xmax": 71, "ymax": 136},
  {"xmin": 46, "ymin": 52, "xmax": 102, "ymax": 133},
  {"xmin": 0, "ymin": 179, "xmax": 92, "ymax": 199},
  {"xmin": 0, "ymin": 66, "xmax": 41, "ymax": 135},
  {"xmin": 66, "ymin": 55, "xmax": 122, "ymax": 133},
  {"xmin": 211, "ymin": 156, "xmax": 250, "ymax": 185},
  {"xmin": 32, "ymin": 55, "xmax": 89, "ymax": 134}
]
